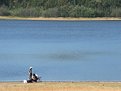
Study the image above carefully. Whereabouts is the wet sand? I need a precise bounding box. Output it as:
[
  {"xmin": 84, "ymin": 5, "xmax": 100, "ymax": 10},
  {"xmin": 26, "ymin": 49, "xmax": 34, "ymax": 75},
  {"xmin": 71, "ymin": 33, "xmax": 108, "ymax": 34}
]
[
  {"xmin": 0, "ymin": 81, "xmax": 121, "ymax": 91},
  {"xmin": 0, "ymin": 16, "xmax": 121, "ymax": 21}
]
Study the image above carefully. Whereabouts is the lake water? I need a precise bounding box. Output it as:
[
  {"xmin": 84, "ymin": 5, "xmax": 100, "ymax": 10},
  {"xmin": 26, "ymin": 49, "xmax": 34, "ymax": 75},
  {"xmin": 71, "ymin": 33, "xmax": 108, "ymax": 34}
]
[{"xmin": 0, "ymin": 20, "xmax": 121, "ymax": 81}]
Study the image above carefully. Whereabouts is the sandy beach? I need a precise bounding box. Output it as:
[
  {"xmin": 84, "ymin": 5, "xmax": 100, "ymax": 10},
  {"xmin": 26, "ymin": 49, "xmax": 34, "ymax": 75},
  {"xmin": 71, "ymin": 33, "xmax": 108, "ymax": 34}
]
[
  {"xmin": 0, "ymin": 16, "xmax": 121, "ymax": 21},
  {"xmin": 0, "ymin": 81, "xmax": 121, "ymax": 91}
]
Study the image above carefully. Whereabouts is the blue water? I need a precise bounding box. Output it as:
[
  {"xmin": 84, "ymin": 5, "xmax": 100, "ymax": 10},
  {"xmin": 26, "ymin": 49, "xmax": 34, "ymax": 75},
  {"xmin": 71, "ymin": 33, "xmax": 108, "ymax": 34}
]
[{"xmin": 0, "ymin": 20, "xmax": 121, "ymax": 81}]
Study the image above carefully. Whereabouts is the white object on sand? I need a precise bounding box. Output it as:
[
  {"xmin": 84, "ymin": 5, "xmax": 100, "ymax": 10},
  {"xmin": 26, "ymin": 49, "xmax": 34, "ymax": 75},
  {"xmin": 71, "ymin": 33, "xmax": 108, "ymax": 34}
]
[{"xmin": 23, "ymin": 80, "xmax": 27, "ymax": 83}]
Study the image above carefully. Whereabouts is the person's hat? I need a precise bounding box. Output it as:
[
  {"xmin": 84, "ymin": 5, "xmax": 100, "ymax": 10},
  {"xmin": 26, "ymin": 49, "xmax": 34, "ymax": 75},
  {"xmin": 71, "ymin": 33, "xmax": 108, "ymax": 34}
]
[{"xmin": 29, "ymin": 67, "xmax": 32, "ymax": 69}]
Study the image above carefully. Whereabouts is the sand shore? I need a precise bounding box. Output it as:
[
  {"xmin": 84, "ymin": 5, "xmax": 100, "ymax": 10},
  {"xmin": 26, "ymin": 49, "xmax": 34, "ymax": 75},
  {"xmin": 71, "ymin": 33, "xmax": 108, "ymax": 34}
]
[
  {"xmin": 0, "ymin": 16, "xmax": 121, "ymax": 21},
  {"xmin": 0, "ymin": 81, "xmax": 121, "ymax": 91}
]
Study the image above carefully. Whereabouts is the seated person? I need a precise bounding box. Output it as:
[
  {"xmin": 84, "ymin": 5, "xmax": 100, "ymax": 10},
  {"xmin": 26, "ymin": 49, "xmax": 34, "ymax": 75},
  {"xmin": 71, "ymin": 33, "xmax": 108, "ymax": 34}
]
[
  {"xmin": 32, "ymin": 73, "xmax": 39, "ymax": 82},
  {"xmin": 26, "ymin": 67, "xmax": 40, "ymax": 83}
]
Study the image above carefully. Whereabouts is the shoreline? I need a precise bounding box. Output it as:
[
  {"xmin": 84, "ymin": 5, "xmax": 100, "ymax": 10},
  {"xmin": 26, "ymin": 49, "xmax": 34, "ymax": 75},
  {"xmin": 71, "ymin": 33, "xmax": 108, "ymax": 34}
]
[
  {"xmin": 0, "ymin": 81, "xmax": 121, "ymax": 91},
  {"xmin": 0, "ymin": 16, "xmax": 121, "ymax": 21}
]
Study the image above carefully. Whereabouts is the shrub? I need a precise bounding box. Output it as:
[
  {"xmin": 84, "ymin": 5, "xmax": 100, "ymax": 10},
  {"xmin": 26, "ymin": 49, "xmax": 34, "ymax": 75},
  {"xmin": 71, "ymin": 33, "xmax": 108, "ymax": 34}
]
[
  {"xmin": 58, "ymin": 5, "xmax": 73, "ymax": 17},
  {"xmin": 94, "ymin": 9, "xmax": 105, "ymax": 17},
  {"xmin": 111, "ymin": 8, "xmax": 121, "ymax": 17},
  {"xmin": 69, "ymin": 5, "xmax": 82, "ymax": 17},
  {"xmin": 69, "ymin": 5, "xmax": 96, "ymax": 17},
  {"xmin": 82, "ymin": 7, "xmax": 96, "ymax": 17},
  {"xmin": 0, "ymin": 6, "xmax": 10, "ymax": 16},
  {"xmin": 11, "ymin": 8, "xmax": 43, "ymax": 17},
  {"xmin": 42, "ymin": 7, "xmax": 59, "ymax": 17}
]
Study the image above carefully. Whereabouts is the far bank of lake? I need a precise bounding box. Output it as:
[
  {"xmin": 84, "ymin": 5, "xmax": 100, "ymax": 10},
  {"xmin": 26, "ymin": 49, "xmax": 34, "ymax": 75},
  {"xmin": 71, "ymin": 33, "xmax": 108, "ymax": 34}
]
[{"xmin": 0, "ymin": 16, "xmax": 121, "ymax": 21}]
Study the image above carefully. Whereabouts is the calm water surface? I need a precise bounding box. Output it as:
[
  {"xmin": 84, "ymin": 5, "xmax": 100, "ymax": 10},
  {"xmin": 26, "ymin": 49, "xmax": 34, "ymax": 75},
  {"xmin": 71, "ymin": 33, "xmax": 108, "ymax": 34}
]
[{"xmin": 0, "ymin": 20, "xmax": 121, "ymax": 81}]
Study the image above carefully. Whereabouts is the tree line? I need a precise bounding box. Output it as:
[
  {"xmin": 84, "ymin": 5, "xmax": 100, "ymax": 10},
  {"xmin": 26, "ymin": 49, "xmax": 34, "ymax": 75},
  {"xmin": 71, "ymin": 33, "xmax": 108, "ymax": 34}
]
[{"xmin": 0, "ymin": 0, "xmax": 121, "ymax": 17}]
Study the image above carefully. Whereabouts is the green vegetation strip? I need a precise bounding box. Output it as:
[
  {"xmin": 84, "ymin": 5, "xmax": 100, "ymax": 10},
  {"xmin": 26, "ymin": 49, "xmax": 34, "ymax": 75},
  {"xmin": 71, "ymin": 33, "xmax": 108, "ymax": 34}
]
[{"xmin": 0, "ymin": 0, "xmax": 121, "ymax": 18}]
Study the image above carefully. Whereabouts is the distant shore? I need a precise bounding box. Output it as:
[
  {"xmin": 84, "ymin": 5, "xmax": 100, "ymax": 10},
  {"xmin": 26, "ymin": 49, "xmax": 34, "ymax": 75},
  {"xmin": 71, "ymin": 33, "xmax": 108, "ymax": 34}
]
[
  {"xmin": 0, "ymin": 81, "xmax": 121, "ymax": 91},
  {"xmin": 0, "ymin": 16, "xmax": 121, "ymax": 21}
]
